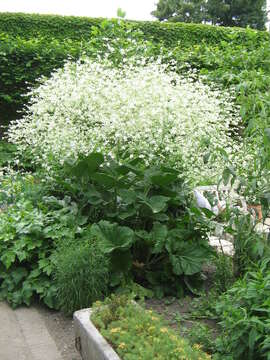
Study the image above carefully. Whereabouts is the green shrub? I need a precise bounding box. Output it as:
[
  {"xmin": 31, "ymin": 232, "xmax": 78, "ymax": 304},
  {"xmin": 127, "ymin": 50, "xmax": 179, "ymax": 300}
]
[
  {"xmin": 54, "ymin": 237, "xmax": 109, "ymax": 315},
  {"xmin": 59, "ymin": 153, "xmax": 213, "ymax": 298},
  {"xmin": 0, "ymin": 141, "xmax": 17, "ymax": 167},
  {"xmin": 1, "ymin": 12, "xmax": 269, "ymax": 129},
  {"xmin": 1, "ymin": 12, "xmax": 267, "ymax": 45},
  {"xmin": 0, "ymin": 173, "xmax": 84, "ymax": 308},
  {"xmin": 170, "ymin": 34, "xmax": 270, "ymax": 140},
  {"xmin": 0, "ymin": 32, "xmax": 83, "ymax": 129},
  {"xmin": 91, "ymin": 295, "xmax": 211, "ymax": 359},
  {"xmin": 215, "ymin": 259, "xmax": 270, "ymax": 359},
  {"xmin": 183, "ymin": 322, "xmax": 216, "ymax": 355}
]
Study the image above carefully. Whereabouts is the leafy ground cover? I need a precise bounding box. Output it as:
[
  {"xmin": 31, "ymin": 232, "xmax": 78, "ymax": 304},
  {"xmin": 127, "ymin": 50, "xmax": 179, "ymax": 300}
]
[{"xmin": 91, "ymin": 295, "xmax": 211, "ymax": 359}]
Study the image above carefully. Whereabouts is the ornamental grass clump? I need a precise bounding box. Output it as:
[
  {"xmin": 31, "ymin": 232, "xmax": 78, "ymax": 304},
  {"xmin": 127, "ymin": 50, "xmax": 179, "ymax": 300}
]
[{"xmin": 8, "ymin": 58, "xmax": 243, "ymax": 183}]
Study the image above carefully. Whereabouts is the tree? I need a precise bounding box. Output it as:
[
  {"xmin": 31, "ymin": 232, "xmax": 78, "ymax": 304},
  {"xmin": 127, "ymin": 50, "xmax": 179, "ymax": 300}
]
[
  {"xmin": 151, "ymin": 0, "xmax": 267, "ymax": 30},
  {"xmin": 151, "ymin": 0, "xmax": 208, "ymax": 23},
  {"xmin": 207, "ymin": 0, "xmax": 267, "ymax": 29}
]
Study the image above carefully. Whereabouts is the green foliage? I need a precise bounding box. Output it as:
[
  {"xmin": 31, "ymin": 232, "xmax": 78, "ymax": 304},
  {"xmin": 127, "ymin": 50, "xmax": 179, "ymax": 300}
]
[
  {"xmin": 152, "ymin": 0, "xmax": 267, "ymax": 30},
  {"xmin": 0, "ymin": 32, "xmax": 83, "ymax": 128},
  {"xmin": 0, "ymin": 174, "xmax": 83, "ymax": 308},
  {"xmin": 91, "ymin": 295, "xmax": 211, "ymax": 359},
  {"xmin": 152, "ymin": 0, "xmax": 209, "ymax": 23},
  {"xmin": 61, "ymin": 153, "xmax": 213, "ymax": 297},
  {"xmin": 53, "ymin": 236, "xmax": 109, "ymax": 315},
  {"xmin": 207, "ymin": 0, "xmax": 267, "ymax": 29},
  {"xmin": 183, "ymin": 322, "xmax": 216, "ymax": 354},
  {"xmin": 170, "ymin": 34, "xmax": 270, "ymax": 141},
  {"xmin": 212, "ymin": 253, "xmax": 235, "ymax": 294},
  {"xmin": 0, "ymin": 141, "xmax": 17, "ymax": 167},
  {"xmin": 0, "ymin": 12, "xmax": 269, "ymax": 128},
  {"xmin": 229, "ymin": 213, "xmax": 270, "ymax": 277},
  {"xmin": 1, "ymin": 12, "xmax": 266, "ymax": 44},
  {"xmin": 215, "ymin": 259, "xmax": 270, "ymax": 359}
]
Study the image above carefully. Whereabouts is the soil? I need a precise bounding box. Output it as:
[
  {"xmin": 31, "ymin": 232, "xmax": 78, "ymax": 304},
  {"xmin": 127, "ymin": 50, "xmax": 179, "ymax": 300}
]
[
  {"xmin": 144, "ymin": 295, "xmax": 218, "ymax": 337},
  {"xmin": 36, "ymin": 305, "xmax": 81, "ymax": 360}
]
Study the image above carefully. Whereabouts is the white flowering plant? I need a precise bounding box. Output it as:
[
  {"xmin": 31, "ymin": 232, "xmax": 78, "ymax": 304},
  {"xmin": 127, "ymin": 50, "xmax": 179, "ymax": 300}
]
[{"xmin": 8, "ymin": 57, "xmax": 245, "ymax": 184}]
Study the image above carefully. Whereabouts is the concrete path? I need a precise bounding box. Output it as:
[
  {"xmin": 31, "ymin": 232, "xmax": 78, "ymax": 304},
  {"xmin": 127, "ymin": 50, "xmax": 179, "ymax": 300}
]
[{"xmin": 0, "ymin": 302, "xmax": 63, "ymax": 360}]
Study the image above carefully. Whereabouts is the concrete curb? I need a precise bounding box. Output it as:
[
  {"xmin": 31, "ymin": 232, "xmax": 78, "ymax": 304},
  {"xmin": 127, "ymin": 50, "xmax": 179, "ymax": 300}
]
[{"xmin": 73, "ymin": 308, "xmax": 120, "ymax": 360}]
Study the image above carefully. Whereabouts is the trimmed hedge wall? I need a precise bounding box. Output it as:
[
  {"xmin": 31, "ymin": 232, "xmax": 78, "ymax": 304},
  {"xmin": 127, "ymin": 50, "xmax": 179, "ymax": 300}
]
[
  {"xmin": 0, "ymin": 33, "xmax": 83, "ymax": 132},
  {"xmin": 0, "ymin": 12, "xmax": 268, "ymax": 47}
]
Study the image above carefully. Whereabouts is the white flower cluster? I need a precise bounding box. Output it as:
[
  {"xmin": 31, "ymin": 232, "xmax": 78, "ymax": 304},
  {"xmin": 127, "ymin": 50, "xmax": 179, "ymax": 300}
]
[{"xmin": 8, "ymin": 58, "xmax": 245, "ymax": 183}]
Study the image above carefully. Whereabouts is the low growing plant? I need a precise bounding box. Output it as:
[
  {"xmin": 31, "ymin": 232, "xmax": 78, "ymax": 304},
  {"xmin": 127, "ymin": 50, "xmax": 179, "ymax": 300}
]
[
  {"xmin": 91, "ymin": 295, "xmax": 211, "ymax": 359},
  {"xmin": 0, "ymin": 173, "xmax": 85, "ymax": 308}
]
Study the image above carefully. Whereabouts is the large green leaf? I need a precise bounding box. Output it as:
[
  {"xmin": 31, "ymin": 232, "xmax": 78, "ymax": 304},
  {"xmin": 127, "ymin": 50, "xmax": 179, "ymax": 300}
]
[
  {"xmin": 91, "ymin": 173, "xmax": 116, "ymax": 188},
  {"xmin": 141, "ymin": 195, "xmax": 170, "ymax": 214},
  {"xmin": 169, "ymin": 244, "xmax": 211, "ymax": 276},
  {"xmin": 151, "ymin": 222, "xmax": 168, "ymax": 254},
  {"xmin": 71, "ymin": 153, "xmax": 104, "ymax": 178},
  {"xmin": 150, "ymin": 172, "xmax": 178, "ymax": 187},
  {"xmin": 118, "ymin": 189, "xmax": 137, "ymax": 205},
  {"xmin": 91, "ymin": 221, "xmax": 134, "ymax": 254}
]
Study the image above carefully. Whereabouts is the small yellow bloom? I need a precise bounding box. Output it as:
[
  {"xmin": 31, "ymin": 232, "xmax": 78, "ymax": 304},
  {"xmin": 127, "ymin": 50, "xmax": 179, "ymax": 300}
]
[
  {"xmin": 160, "ymin": 327, "xmax": 169, "ymax": 333},
  {"xmin": 110, "ymin": 327, "xmax": 121, "ymax": 333},
  {"xmin": 118, "ymin": 342, "xmax": 126, "ymax": 349},
  {"xmin": 151, "ymin": 316, "xmax": 158, "ymax": 321}
]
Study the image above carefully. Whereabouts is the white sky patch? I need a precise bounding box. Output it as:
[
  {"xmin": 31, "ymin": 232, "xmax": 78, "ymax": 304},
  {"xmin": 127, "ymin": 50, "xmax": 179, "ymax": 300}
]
[{"xmin": 0, "ymin": 0, "xmax": 157, "ymax": 21}]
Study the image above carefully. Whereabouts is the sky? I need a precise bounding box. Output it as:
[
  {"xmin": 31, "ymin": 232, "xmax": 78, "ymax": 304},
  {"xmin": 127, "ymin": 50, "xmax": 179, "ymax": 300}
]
[{"xmin": 0, "ymin": 0, "xmax": 157, "ymax": 21}]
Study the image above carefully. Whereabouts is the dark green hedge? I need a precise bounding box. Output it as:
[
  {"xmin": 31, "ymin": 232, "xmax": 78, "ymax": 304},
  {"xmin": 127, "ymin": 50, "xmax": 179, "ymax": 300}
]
[
  {"xmin": 0, "ymin": 12, "xmax": 268, "ymax": 47},
  {"xmin": 0, "ymin": 33, "xmax": 83, "ymax": 133}
]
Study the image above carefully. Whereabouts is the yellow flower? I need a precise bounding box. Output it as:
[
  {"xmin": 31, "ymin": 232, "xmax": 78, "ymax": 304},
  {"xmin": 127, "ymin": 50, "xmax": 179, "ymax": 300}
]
[
  {"xmin": 110, "ymin": 327, "xmax": 121, "ymax": 333},
  {"xmin": 160, "ymin": 327, "xmax": 169, "ymax": 333},
  {"xmin": 118, "ymin": 342, "xmax": 126, "ymax": 349},
  {"xmin": 151, "ymin": 316, "xmax": 158, "ymax": 321}
]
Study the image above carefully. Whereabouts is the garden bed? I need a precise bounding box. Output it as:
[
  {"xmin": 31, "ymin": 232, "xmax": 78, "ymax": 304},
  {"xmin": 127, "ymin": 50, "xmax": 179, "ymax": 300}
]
[{"xmin": 74, "ymin": 296, "xmax": 211, "ymax": 360}]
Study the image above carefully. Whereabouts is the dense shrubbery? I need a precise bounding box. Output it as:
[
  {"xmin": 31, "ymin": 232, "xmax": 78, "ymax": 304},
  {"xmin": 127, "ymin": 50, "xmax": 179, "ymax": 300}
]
[
  {"xmin": 1, "ymin": 12, "xmax": 267, "ymax": 45},
  {"xmin": 8, "ymin": 58, "xmax": 244, "ymax": 183},
  {"xmin": 215, "ymin": 260, "xmax": 270, "ymax": 359},
  {"xmin": 0, "ymin": 154, "xmax": 214, "ymax": 309},
  {"xmin": 1, "ymin": 13, "xmax": 269, "ymax": 132},
  {"xmin": 0, "ymin": 33, "xmax": 82, "ymax": 129}
]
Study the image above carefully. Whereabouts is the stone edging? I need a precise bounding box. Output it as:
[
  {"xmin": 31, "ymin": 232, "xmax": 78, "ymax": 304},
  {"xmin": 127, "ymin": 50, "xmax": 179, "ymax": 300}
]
[{"xmin": 73, "ymin": 308, "xmax": 120, "ymax": 360}]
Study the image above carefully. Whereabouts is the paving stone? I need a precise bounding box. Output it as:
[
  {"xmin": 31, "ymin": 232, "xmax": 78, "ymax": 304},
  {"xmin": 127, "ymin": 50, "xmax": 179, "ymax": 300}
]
[{"xmin": 0, "ymin": 302, "xmax": 63, "ymax": 360}]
